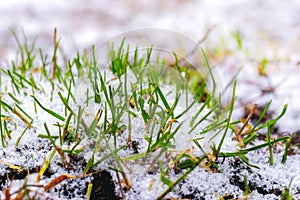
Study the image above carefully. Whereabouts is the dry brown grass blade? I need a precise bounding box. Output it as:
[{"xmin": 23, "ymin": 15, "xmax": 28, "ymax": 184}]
[
  {"xmin": 54, "ymin": 145, "xmax": 68, "ymax": 168},
  {"xmin": 120, "ymin": 170, "xmax": 131, "ymax": 190},
  {"xmin": 162, "ymin": 119, "xmax": 177, "ymax": 133},
  {"xmin": 12, "ymin": 107, "xmax": 32, "ymax": 128},
  {"xmin": 106, "ymin": 77, "xmax": 118, "ymax": 84},
  {"xmin": 115, "ymin": 169, "xmax": 125, "ymax": 200},
  {"xmin": 129, "ymin": 96, "xmax": 136, "ymax": 109},
  {"xmin": 4, "ymin": 179, "xmax": 12, "ymax": 200},
  {"xmin": 14, "ymin": 187, "xmax": 27, "ymax": 200},
  {"xmin": 236, "ymin": 103, "xmax": 257, "ymax": 136},
  {"xmin": 44, "ymin": 174, "xmax": 78, "ymax": 192},
  {"xmin": 234, "ymin": 103, "xmax": 258, "ymax": 146},
  {"xmin": 148, "ymin": 179, "xmax": 155, "ymax": 191}
]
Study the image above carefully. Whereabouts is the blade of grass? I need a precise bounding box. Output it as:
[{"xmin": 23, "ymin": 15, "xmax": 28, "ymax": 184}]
[
  {"xmin": 36, "ymin": 148, "xmax": 56, "ymax": 182},
  {"xmin": 15, "ymin": 120, "xmax": 33, "ymax": 147},
  {"xmin": 282, "ymin": 136, "xmax": 291, "ymax": 164},
  {"xmin": 216, "ymin": 80, "xmax": 236, "ymax": 157},
  {"xmin": 62, "ymin": 112, "xmax": 73, "ymax": 142},
  {"xmin": 8, "ymin": 93, "xmax": 21, "ymax": 104},
  {"xmin": 157, "ymin": 155, "xmax": 207, "ymax": 200},
  {"xmin": 0, "ymin": 96, "xmax": 5, "ymax": 147},
  {"xmin": 219, "ymin": 136, "xmax": 290, "ymax": 157},
  {"xmin": 190, "ymin": 97, "xmax": 210, "ymax": 127},
  {"xmin": 155, "ymin": 84, "xmax": 171, "ymax": 111},
  {"xmin": 87, "ymin": 109, "xmax": 103, "ymax": 137},
  {"xmin": 201, "ymin": 48, "xmax": 216, "ymax": 98},
  {"xmin": 31, "ymin": 95, "xmax": 65, "ymax": 121},
  {"xmin": 267, "ymin": 124, "xmax": 274, "ymax": 165},
  {"xmin": 7, "ymin": 70, "xmax": 20, "ymax": 94},
  {"xmin": 15, "ymin": 104, "xmax": 33, "ymax": 121},
  {"xmin": 86, "ymin": 182, "xmax": 93, "ymax": 200},
  {"xmin": 252, "ymin": 100, "xmax": 272, "ymax": 131},
  {"xmin": 58, "ymin": 92, "xmax": 76, "ymax": 116}
]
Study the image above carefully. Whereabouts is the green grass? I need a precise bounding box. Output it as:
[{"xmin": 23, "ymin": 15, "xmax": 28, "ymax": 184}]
[{"xmin": 0, "ymin": 30, "xmax": 293, "ymax": 199}]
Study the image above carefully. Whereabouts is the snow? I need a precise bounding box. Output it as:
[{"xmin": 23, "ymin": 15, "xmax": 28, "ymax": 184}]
[{"xmin": 1, "ymin": 0, "xmax": 300, "ymax": 199}]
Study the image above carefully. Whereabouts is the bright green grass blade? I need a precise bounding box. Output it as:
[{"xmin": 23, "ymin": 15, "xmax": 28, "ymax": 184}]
[
  {"xmin": 31, "ymin": 95, "xmax": 65, "ymax": 121},
  {"xmin": 216, "ymin": 80, "xmax": 236, "ymax": 156}
]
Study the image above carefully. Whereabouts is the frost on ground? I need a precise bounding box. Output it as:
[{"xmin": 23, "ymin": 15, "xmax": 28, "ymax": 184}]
[
  {"xmin": 1, "ymin": 0, "xmax": 300, "ymax": 199},
  {"xmin": 0, "ymin": 61, "xmax": 299, "ymax": 199},
  {"xmin": 0, "ymin": 63, "xmax": 299, "ymax": 200}
]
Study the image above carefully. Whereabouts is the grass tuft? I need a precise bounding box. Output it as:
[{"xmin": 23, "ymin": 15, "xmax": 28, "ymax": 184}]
[{"xmin": 0, "ymin": 30, "xmax": 295, "ymax": 200}]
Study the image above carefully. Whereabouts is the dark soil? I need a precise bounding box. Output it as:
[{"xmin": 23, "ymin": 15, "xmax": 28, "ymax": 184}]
[
  {"xmin": 228, "ymin": 158, "xmax": 282, "ymax": 197},
  {"xmin": 90, "ymin": 170, "xmax": 119, "ymax": 200}
]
